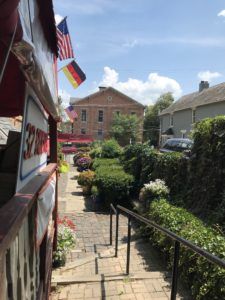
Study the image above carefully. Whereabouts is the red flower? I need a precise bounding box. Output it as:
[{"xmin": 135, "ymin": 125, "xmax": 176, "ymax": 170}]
[{"xmin": 57, "ymin": 216, "xmax": 76, "ymax": 231}]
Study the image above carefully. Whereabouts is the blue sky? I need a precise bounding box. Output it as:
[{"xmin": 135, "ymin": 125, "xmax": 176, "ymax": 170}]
[{"xmin": 53, "ymin": 0, "xmax": 225, "ymax": 106}]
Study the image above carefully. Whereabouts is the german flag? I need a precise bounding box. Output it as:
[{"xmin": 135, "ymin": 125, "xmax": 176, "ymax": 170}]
[{"xmin": 62, "ymin": 60, "xmax": 86, "ymax": 89}]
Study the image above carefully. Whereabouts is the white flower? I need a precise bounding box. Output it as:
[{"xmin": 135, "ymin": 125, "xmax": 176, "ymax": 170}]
[{"xmin": 139, "ymin": 179, "xmax": 169, "ymax": 201}]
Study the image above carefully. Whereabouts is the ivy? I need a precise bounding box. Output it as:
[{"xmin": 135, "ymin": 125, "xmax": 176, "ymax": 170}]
[{"xmin": 148, "ymin": 199, "xmax": 225, "ymax": 300}]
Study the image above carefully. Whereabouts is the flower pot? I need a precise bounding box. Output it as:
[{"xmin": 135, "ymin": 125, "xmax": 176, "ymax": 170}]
[{"xmin": 82, "ymin": 185, "xmax": 91, "ymax": 195}]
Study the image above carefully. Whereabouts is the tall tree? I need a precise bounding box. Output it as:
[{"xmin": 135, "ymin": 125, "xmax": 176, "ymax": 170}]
[
  {"xmin": 143, "ymin": 92, "xmax": 174, "ymax": 145},
  {"xmin": 110, "ymin": 113, "xmax": 140, "ymax": 146}
]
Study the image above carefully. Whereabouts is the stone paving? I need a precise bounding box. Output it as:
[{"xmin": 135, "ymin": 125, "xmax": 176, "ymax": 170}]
[{"xmin": 51, "ymin": 158, "xmax": 191, "ymax": 300}]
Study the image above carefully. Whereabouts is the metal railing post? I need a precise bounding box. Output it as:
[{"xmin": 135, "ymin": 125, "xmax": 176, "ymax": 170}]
[
  {"xmin": 115, "ymin": 210, "xmax": 119, "ymax": 257},
  {"xmin": 126, "ymin": 215, "xmax": 132, "ymax": 275},
  {"xmin": 110, "ymin": 207, "xmax": 113, "ymax": 245},
  {"xmin": 171, "ymin": 241, "xmax": 180, "ymax": 300}
]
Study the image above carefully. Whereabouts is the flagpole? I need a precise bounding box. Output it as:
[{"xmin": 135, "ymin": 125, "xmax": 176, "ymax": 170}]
[
  {"xmin": 57, "ymin": 59, "xmax": 74, "ymax": 72},
  {"xmin": 57, "ymin": 66, "xmax": 64, "ymax": 73}
]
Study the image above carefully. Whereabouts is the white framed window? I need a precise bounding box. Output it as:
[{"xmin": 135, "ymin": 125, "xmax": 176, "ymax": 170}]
[
  {"xmin": 98, "ymin": 110, "xmax": 104, "ymax": 122},
  {"xmin": 98, "ymin": 129, "xmax": 103, "ymax": 136},
  {"xmin": 170, "ymin": 114, "xmax": 173, "ymax": 127},
  {"xmin": 81, "ymin": 110, "xmax": 87, "ymax": 122},
  {"xmin": 81, "ymin": 128, "xmax": 86, "ymax": 134}
]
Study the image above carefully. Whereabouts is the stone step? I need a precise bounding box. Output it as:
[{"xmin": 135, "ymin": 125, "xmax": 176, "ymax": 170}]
[
  {"xmin": 59, "ymin": 239, "xmax": 144, "ymax": 272},
  {"xmin": 51, "ymin": 271, "xmax": 170, "ymax": 286}
]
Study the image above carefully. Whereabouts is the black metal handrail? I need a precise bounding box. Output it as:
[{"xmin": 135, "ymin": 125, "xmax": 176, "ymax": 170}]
[
  {"xmin": 109, "ymin": 204, "xmax": 117, "ymax": 246},
  {"xmin": 109, "ymin": 203, "xmax": 225, "ymax": 300}
]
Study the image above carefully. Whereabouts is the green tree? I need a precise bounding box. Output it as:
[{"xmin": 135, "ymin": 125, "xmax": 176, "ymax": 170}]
[
  {"xmin": 143, "ymin": 92, "xmax": 174, "ymax": 146},
  {"xmin": 110, "ymin": 113, "xmax": 140, "ymax": 146}
]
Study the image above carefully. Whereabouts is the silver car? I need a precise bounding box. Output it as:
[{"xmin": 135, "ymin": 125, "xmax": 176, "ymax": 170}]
[{"xmin": 160, "ymin": 138, "xmax": 193, "ymax": 153}]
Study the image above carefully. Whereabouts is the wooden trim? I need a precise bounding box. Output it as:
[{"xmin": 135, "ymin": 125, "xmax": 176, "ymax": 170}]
[
  {"xmin": 49, "ymin": 115, "xmax": 57, "ymax": 163},
  {"xmin": 53, "ymin": 170, "xmax": 58, "ymax": 251},
  {"xmin": 0, "ymin": 163, "xmax": 57, "ymax": 256},
  {"xmin": 37, "ymin": 281, "xmax": 43, "ymax": 300}
]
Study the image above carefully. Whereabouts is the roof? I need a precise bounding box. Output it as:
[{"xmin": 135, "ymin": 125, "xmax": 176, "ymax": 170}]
[
  {"xmin": 70, "ymin": 97, "xmax": 81, "ymax": 104},
  {"xmin": 160, "ymin": 82, "xmax": 225, "ymax": 115},
  {"xmin": 70, "ymin": 87, "xmax": 145, "ymax": 108},
  {"xmin": 0, "ymin": 0, "xmax": 57, "ymax": 55}
]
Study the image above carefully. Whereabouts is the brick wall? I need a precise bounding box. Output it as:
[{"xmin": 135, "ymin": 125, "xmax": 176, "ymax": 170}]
[{"xmin": 71, "ymin": 88, "xmax": 144, "ymax": 141}]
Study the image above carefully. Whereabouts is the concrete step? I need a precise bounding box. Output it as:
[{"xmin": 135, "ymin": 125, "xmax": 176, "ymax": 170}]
[
  {"xmin": 59, "ymin": 239, "xmax": 144, "ymax": 272},
  {"xmin": 51, "ymin": 271, "xmax": 170, "ymax": 286}
]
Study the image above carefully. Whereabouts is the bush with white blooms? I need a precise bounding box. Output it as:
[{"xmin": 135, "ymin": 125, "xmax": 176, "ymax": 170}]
[{"xmin": 139, "ymin": 179, "xmax": 169, "ymax": 203}]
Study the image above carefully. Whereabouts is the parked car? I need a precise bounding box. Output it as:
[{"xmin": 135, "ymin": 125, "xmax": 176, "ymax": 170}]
[
  {"xmin": 160, "ymin": 138, "xmax": 193, "ymax": 153},
  {"xmin": 62, "ymin": 143, "xmax": 77, "ymax": 154}
]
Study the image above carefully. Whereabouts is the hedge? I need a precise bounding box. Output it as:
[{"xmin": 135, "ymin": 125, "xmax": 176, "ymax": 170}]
[
  {"xmin": 94, "ymin": 159, "xmax": 134, "ymax": 206},
  {"xmin": 139, "ymin": 146, "xmax": 158, "ymax": 186},
  {"xmin": 148, "ymin": 199, "xmax": 225, "ymax": 300},
  {"xmin": 186, "ymin": 116, "xmax": 225, "ymax": 228},
  {"xmin": 101, "ymin": 139, "xmax": 122, "ymax": 158},
  {"xmin": 121, "ymin": 144, "xmax": 158, "ymax": 193},
  {"xmin": 92, "ymin": 158, "xmax": 120, "ymax": 170},
  {"xmin": 152, "ymin": 152, "xmax": 188, "ymax": 205}
]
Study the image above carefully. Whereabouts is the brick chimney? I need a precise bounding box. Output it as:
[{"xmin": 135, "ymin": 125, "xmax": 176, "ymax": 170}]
[
  {"xmin": 199, "ymin": 81, "xmax": 209, "ymax": 92},
  {"xmin": 99, "ymin": 86, "xmax": 107, "ymax": 91}
]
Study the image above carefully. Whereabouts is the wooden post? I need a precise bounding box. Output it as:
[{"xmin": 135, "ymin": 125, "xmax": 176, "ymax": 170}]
[
  {"xmin": 49, "ymin": 115, "xmax": 58, "ymax": 251},
  {"xmin": 49, "ymin": 115, "xmax": 57, "ymax": 163}
]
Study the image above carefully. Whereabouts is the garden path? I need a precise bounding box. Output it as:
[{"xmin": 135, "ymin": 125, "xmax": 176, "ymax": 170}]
[{"xmin": 51, "ymin": 157, "xmax": 191, "ymax": 300}]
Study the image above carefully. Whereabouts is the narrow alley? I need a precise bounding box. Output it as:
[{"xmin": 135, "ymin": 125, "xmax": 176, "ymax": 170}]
[{"xmin": 51, "ymin": 157, "xmax": 190, "ymax": 300}]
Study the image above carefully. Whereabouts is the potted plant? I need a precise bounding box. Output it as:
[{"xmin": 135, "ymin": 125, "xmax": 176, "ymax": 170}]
[
  {"xmin": 77, "ymin": 170, "xmax": 95, "ymax": 195},
  {"xmin": 52, "ymin": 216, "xmax": 76, "ymax": 268}
]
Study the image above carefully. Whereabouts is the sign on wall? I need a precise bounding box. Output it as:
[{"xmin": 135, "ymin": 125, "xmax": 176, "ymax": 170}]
[{"xmin": 16, "ymin": 86, "xmax": 49, "ymax": 191}]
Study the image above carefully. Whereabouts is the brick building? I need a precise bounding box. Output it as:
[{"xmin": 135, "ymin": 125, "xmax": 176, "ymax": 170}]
[{"xmin": 70, "ymin": 87, "xmax": 145, "ymax": 140}]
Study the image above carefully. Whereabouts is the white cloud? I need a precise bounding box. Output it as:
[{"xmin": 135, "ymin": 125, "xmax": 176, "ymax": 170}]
[
  {"xmin": 55, "ymin": 14, "xmax": 63, "ymax": 25},
  {"xmin": 218, "ymin": 10, "xmax": 225, "ymax": 17},
  {"xmin": 122, "ymin": 39, "xmax": 139, "ymax": 48},
  {"xmin": 99, "ymin": 67, "xmax": 182, "ymax": 105},
  {"xmin": 121, "ymin": 37, "xmax": 225, "ymax": 49},
  {"xmin": 197, "ymin": 71, "xmax": 222, "ymax": 82}
]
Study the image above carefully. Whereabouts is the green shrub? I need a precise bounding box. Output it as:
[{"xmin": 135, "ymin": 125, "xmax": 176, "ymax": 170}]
[
  {"xmin": 152, "ymin": 152, "xmax": 187, "ymax": 205},
  {"xmin": 77, "ymin": 146, "xmax": 91, "ymax": 152},
  {"xmin": 186, "ymin": 116, "xmax": 225, "ymax": 227},
  {"xmin": 91, "ymin": 185, "xmax": 99, "ymax": 197},
  {"xmin": 92, "ymin": 158, "xmax": 120, "ymax": 170},
  {"xmin": 90, "ymin": 140, "xmax": 103, "ymax": 149},
  {"xmin": 122, "ymin": 144, "xmax": 143, "ymax": 189},
  {"xmin": 122, "ymin": 143, "xmax": 143, "ymax": 161},
  {"xmin": 101, "ymin": 139, "xmax": 122, "ymax": 158},
  {"xmin": 148, "ymin": 199, "xmax": 225, "ymax": 300},
  {"xmin": 59, "ymin": 161, "xmax": 69, "ymax": 173},
  {"xmin": 89, "ymin": 147, "xmax": 102, "ymax": 159},
  {"xmin": 140, "ymin": 147, "xmax": 158, "ymax": 186},
  {"xmin": 77, "ymin": 170, "xmax": 95, "ymax": 187},
  {"xmin": 94, "ymin": 162, "xmax": 134, "ymax": 206}
]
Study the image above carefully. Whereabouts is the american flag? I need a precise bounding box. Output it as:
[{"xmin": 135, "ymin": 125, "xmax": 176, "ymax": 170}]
[
  {"xmin": 57, "ymin": 18, "xmax": 74, "ymax": 60},
  {"xmin": 65, "ymin": 105, "xmax": 78, "ymax": 123}
]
